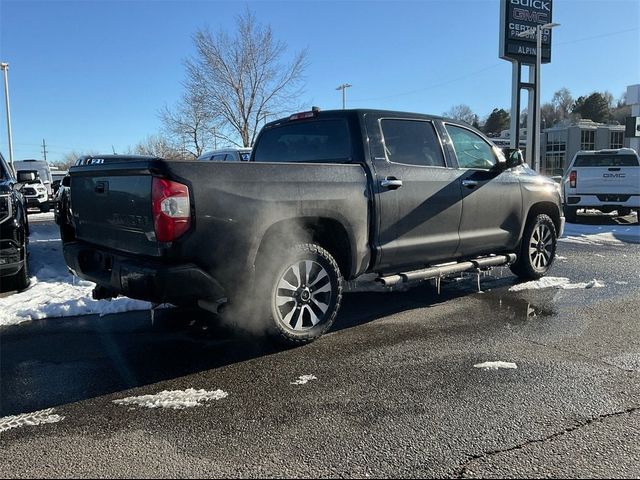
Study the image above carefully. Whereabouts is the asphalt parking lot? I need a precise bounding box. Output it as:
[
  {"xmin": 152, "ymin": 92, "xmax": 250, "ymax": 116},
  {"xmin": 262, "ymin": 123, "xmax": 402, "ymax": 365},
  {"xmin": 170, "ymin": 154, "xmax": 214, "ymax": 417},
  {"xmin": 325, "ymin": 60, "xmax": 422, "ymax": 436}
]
[{"xmin": 1, "ymin": 215, "xmax": 639, "ymax": 478}]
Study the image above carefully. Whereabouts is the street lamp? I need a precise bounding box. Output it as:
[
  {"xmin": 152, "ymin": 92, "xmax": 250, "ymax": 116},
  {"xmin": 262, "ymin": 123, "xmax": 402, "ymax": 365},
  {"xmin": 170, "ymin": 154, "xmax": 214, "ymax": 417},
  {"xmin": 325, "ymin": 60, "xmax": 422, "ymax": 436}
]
[
  {"xmin": 336, "ymin": 83, "xmax": 352, "ymax": 109},
  {"xmin": 0, "ymin": 62, "xmax": 14, "ymax": 171},
  {"xmin": 517, "ymin": 23, "xmax": 560, "ymax": 172}
]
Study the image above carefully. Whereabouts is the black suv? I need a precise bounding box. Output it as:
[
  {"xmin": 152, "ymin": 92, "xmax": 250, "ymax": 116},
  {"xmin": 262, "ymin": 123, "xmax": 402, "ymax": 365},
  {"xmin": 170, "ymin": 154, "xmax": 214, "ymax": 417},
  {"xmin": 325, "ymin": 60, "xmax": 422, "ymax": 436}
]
[{"xmin": 0, "ymin": 152, "xmax": 30, "ymax": 292}]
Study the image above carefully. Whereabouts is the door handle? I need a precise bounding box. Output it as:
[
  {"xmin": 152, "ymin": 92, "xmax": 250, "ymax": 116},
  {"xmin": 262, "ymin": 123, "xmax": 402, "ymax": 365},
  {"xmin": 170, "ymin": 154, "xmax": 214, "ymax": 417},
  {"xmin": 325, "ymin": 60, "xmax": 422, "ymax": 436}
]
[
  {"xmin": 380, "ymin": 177, "xmax": 403, "ymax": 189},
  {"xmin": 462, "ymin": 180, "xmax": 479, "ymax": 189}
]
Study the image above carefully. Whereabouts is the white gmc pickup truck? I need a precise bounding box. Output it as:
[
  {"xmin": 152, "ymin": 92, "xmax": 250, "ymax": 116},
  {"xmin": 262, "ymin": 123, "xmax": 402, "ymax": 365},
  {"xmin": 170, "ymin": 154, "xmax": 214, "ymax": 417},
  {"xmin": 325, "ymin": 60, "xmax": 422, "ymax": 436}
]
[{"xmin": 562, "ymin": 148, "xmax": 640, "ymax": 224}]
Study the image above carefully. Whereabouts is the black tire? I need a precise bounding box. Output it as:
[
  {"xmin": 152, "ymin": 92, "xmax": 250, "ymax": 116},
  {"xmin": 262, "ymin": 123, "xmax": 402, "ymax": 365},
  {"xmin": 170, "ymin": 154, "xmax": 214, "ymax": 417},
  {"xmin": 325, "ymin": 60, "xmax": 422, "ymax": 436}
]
[
  {"xmin": 563, "ymin": 205, "xmax": 577, "ymax": 223},
  {"xmin": 510, "ymin": 214, "xmax": 558, "ymax": 280},
  {"xmin": 257, "ymin": 243, "xmax": 343, "ymax": 346},
  {"xmin": 617, "ymin": 208, "xmax": 631, "ymax": 217}
]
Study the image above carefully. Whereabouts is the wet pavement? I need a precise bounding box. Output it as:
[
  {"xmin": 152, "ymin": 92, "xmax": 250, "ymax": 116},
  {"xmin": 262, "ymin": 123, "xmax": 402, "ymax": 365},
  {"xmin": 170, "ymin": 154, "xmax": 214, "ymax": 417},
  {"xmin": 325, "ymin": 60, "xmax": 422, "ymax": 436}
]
[{"xmin": 1, "ymin": 216, "xmax": 639, "ymax": 478}]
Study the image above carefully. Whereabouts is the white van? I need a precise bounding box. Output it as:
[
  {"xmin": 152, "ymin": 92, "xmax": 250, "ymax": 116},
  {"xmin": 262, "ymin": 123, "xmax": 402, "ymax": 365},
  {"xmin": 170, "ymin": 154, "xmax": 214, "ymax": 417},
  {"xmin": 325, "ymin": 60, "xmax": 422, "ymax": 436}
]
[{"xmin": 562, "ymin": 148, "xmax": 640, "ymax": 223}]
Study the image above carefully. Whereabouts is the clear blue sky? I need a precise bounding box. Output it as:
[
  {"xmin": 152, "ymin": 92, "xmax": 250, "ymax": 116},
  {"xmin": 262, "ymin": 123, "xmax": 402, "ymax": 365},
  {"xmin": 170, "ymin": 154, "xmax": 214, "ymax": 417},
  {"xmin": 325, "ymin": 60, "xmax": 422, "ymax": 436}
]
[{"xmin": 0, "ymin": 0, "xmax": 638, "ymax": 163}]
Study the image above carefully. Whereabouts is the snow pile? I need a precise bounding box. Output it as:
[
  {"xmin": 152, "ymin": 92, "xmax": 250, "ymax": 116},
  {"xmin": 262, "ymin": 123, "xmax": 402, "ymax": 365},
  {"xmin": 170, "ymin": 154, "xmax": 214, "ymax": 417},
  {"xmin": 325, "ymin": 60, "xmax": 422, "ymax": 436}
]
[
  {"xmin": 0, "ymin": 408, "xmax": 64, "ymax": 433},
  {"xmin": 560, "ymin": 222, "xmax": 640, "ymax": 245},
  {"xmin": 561, "ymin": 279, "xmax": 605, "ymax": 290},
  {"xmin": 291, "ymin": 375, "xmax": 318, "ymax": 385},
  {"xmin": 0, "ymin": 223, "xmax": 151, "ymax": 327},
  {"xmin": 27, "ymin": 211, "xmax": 55, "ymax": 222},
  {"xmin": 113, "ymin": 389, "xmax": 228, "ymax": 409},
  {"xmin": 474, "ymin": 361, "xmax": 518, "ymax": 370},
  {"xmin": 509, "ymin": 276, "xmax": 605, "ymax": 292}
]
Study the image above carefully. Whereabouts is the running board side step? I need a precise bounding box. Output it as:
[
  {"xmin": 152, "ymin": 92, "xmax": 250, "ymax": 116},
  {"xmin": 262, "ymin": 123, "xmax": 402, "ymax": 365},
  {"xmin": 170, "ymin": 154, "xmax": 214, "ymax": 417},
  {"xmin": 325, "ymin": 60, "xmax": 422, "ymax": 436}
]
[{"xmin": 375, "ymin": 254, "xmax": 517, "ymax": 287}]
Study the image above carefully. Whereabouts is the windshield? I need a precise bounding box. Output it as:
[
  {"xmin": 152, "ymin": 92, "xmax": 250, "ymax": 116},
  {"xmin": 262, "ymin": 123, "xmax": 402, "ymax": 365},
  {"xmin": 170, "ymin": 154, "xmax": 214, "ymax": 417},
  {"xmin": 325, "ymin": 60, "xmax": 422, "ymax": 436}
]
[{"xmin": 574, "ymin": 154, "xmax": 639, "ymax": 167}]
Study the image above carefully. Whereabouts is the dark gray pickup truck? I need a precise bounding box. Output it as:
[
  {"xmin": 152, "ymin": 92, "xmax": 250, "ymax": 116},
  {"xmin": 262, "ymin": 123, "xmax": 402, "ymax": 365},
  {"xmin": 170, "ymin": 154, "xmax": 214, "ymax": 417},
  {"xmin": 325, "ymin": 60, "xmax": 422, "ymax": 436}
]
[{"xmin": 61, "ymin": 109, "xmax": 564, "ymax": 344}]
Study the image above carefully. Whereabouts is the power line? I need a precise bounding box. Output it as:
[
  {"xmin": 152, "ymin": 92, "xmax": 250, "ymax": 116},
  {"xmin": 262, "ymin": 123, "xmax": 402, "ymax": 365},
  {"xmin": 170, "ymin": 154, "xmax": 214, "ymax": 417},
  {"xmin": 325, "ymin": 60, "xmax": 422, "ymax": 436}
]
[{"xmin": 349, "ymin": 27, "xmax": 638, "ymax": 105}]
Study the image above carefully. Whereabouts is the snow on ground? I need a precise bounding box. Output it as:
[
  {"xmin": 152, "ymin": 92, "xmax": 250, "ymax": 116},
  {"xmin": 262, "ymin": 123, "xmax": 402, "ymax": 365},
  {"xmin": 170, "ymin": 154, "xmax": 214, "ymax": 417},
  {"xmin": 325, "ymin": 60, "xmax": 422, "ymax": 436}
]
[
  {"xmin": 473, "ymin": 361, "xmax": 518, "ymax": 370},
  {"xmin": 291, "ymin": 375, "xmax": 318, "ymax": 385},
  {"xmin": 113, "ymin": 389, "xmax": 228, "ymax": 409},
  {"xmin": 0, "ymin": 408, "xmax": 64, "ymax": 433},
  {"xmin": 509, "ymin": 276, "xmax": 605, "ymax": 292},
  {"xmin": 27, "ymin": 211, "xmax": 55, "ymax": 223},
  {"xmin": 0, "ymin": 222, "xmax": 151, "ymax": 327},
  {"xmin": 560, "ymin": 221, "xmax": 640, "ymax": 245}
]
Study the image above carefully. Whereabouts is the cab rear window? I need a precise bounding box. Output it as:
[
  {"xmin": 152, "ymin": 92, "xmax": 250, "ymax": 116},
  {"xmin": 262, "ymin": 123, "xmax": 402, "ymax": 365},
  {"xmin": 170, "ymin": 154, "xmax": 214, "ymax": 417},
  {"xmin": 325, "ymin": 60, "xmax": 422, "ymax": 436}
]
[
  {"xmin": 574, "ymin": 154, "xmax": 639, "ymax": 167},
  {"xmin": 254, "ymin": 119, "xmax": 351, "ymax": 163}
]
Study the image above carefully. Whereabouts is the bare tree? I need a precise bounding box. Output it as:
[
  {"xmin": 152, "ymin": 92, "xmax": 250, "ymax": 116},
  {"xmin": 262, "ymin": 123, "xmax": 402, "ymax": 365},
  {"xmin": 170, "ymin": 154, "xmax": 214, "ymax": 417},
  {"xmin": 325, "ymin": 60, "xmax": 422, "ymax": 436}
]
[
  {"xmin": 132, "ymin": 135, "xmax": 186, "ymax": 160},
  {"xmin": 55, "ymin": 150, "xmax": 100, "ymax": 170},
  {"xmin": 185, "ymin": 9, "xmax": 308, "ymax": 147},
  {"xmin": 159, "ymin": 91, "xmax": 218, "ymax": 159},
  {"xmin": 551, "ymin": 88, "xmax": 574, "ymax": 122},
  {"xmin": 443, "ymin": 104, "xmax": 479, "ymax": 126}
]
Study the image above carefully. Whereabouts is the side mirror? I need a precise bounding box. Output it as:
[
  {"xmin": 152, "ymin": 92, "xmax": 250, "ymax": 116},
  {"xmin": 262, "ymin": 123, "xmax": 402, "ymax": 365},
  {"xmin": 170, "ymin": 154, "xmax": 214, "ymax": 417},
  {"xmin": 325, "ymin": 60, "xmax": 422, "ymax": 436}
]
[
  {"xmin": 506, "ymin": 149, "xmax": 525, "ymax": 168},
  {"xmin": 61, "ymin": 175, "xmax": 71, "ymax": 187},
  {"xmin": 16, "ymin": 171, "xmax": 37, "ymax": 183}
]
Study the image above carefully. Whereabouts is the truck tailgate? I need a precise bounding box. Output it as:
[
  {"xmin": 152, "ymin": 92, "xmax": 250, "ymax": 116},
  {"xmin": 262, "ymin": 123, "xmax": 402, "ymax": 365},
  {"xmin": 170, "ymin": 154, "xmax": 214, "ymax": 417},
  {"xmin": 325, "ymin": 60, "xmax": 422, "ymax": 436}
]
[
  {"xmin": 71, "ymin": 163, "xmax": 161, "ymax": 257},
  {"xmin": 575, "ymin": 167, "xmax": 640, "ymax": 194}
]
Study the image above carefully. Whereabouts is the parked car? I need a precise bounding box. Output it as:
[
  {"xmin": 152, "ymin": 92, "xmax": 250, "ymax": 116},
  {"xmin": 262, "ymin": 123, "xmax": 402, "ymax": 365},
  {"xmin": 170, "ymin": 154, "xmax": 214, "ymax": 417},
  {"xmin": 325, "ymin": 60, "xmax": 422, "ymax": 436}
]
[
  {"xmin": 16, "ymin": 172, "xmax": 50, "ymax": 213},
  {"xmin": 51, "ymin": 169, "xmax": 69, "ymax": 195},
  {"xmin": 0, "ymin": 153, "xmax": 31, "ymax": 292},
  {"xmin": 60, "ymin": 109, "xmax": 564, "ymax": 345},
  {"xmin": 561, "ymin": 148, "xmax": 640, "ymax": 223},
  {"xmin": 197, "ymin": 148, "xmax": 252, "ymax": 162},
  {"xmin": 13, "ymin": 159, "xmax": 53, "ymax": 206}
]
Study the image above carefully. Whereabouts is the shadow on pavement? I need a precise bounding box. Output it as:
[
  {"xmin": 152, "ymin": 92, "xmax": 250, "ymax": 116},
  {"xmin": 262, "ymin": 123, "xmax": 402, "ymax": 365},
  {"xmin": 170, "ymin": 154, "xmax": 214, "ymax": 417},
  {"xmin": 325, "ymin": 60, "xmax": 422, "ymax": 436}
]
[{"xmin": 0, "ymin": 273, "xmax": 519, "ymax": 417}]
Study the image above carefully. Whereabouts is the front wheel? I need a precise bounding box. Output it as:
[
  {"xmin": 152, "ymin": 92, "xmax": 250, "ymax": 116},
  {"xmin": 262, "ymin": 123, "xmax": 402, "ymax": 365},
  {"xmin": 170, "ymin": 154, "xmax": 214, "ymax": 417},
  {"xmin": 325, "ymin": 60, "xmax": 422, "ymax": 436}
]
[
  {"xmin": 510, "ymin": 214, "xmax": 558, "ymax": 280},
  {"xmin": 259, "ymin": 243, "xmax": 343, "ymax": 346}
]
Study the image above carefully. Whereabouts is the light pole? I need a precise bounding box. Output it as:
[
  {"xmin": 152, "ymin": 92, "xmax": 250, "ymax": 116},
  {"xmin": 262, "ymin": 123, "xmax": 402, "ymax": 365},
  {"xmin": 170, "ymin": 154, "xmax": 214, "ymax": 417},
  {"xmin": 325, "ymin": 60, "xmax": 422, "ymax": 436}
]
[
  {"xmin": 517, "ymin": 23, "xmax": 560, "ymax": 172},
  {"xmin": 1, "ymin": 62, "xmax": 15, "ymax": 172},
  {"xmin": 336, "ymin": 83, "xmax": 352, "ymax": 109}
]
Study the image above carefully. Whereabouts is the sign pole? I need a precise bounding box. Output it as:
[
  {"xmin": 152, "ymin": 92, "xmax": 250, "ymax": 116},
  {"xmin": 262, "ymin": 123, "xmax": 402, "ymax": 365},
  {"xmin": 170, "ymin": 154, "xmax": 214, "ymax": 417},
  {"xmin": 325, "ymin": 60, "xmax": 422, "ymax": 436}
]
[{"xmin": 510, "ymin": 61, "xmax": 521, "ymax": 150}]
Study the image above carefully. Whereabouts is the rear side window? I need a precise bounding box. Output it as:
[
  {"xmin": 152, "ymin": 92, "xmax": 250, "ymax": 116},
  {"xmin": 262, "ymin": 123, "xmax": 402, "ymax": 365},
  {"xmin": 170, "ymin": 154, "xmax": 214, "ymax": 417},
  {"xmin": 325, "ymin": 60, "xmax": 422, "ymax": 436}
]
[
  {"xmin": 254, "ymin": 119, "xmax": 351, "ymax": 163},
  {"xmin": 574, "ymin": 154, "xmax": 639, "ymax": 167},
  {"xmin": 380, "ymin": 119, "xmax": 445, "ymax": 167},
  {"xmin": 211, "ymin": 154, "xmax": 227, "ymax": 161}
]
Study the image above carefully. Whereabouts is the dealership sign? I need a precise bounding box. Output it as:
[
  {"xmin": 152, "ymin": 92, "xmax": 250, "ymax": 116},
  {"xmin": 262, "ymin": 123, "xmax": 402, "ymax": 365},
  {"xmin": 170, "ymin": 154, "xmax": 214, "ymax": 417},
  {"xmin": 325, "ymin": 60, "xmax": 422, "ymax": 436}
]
[{"xmin": 500, "ymin": 0, "xmax": 553, "ymax": 64}]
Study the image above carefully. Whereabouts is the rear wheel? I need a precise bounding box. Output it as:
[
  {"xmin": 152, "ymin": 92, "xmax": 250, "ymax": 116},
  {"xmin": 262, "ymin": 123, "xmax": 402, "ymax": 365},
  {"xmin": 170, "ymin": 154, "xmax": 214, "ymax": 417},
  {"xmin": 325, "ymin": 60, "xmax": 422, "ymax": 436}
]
[
  {"xmin": 563, "ymin": 205, "xmax": 577, "ymax": 223},
  {"xmin": 510, "ymin": 214, "xmax": 558, "ymax": 280},
  {"xmin": 259, "ymin": 243, "xmax": 343, "ymax": 346}
]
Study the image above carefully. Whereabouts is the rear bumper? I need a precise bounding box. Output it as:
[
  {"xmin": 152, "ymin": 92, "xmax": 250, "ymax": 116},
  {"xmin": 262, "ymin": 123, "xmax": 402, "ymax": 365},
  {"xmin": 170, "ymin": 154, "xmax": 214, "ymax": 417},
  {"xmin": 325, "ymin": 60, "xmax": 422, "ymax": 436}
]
[
  {"xmin": 565, "ymin": 194, "xmax": 640, "ymax": 208},
  {"xmin": 63, "ymin": 241, "xmax": 227, "ymax": 305}
]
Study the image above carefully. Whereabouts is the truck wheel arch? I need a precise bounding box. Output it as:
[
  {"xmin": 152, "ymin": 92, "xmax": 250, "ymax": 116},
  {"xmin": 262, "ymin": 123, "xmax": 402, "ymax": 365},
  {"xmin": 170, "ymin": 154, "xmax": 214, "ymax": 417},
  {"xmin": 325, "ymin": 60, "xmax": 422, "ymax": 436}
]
[
  {"xmin": 255, "ymin": 217, "xmax": 354, "ymax": 279},
  {"xmin": 522, "ymin": 202, "xmax": 562, "ymax": 240}
]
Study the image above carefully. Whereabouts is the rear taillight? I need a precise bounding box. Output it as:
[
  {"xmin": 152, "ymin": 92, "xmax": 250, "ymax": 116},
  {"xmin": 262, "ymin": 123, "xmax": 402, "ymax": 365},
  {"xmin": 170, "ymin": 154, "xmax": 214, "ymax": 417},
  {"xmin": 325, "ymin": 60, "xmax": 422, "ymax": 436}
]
[
  {"xmin": 151, "ymin": 177, "xmax": 191, "ymax": 242},
  {"xmin": 569, "ymin": 170, "xmax": 577, "ymax": 188}
]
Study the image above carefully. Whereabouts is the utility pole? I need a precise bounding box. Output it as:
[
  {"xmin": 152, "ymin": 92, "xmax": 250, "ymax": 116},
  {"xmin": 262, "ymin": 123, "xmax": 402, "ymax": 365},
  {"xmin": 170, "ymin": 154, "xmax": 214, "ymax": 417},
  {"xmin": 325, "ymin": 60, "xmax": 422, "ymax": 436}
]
[
  {"xmin": 336, "ymin": 83, "xmax": 352, "ymax": 109},
  {"xmin": 41, "ymin": 138, "xmax": 48, "ymax": 162},
  {"xmin": 1, "ymin": 62, "xmax": 15, "ymax": 171}
]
